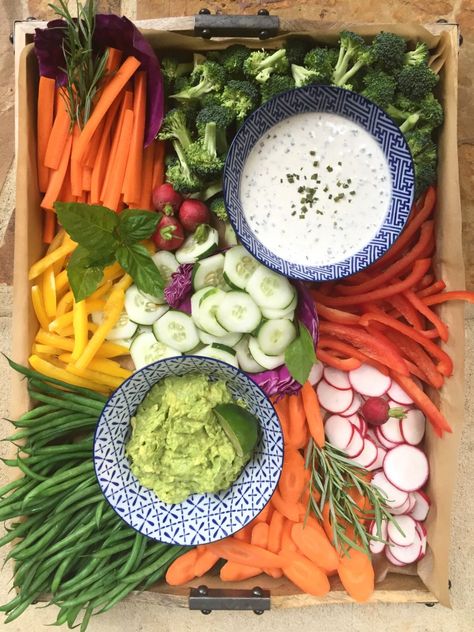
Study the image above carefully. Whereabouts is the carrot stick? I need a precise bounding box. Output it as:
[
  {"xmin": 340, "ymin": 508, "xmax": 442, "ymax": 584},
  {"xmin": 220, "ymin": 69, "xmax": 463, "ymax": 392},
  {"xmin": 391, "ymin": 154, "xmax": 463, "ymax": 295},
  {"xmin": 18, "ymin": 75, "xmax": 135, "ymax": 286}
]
[
  {"xmin": 273, "ymin": 396, "xmax": 291, "ymax": 445},
  {"xmin": 207, "ymin": 538, "xmax": 283, "ymax": 569},
  {"xmin": 337, "ymin": 548, "xmax": 374, "ymax": 603},
  {"xmin": 234, "ymin": 525, "xmax": 252, "ymax": 542},
  {"xmin": 90, "ymin": 95, "xmax": 122, "ymax": 205},
  {"xmin": 423, "ymin": 290, "xmax": 474, "ymax": 306},
  {"xmin": 58, "ymin": 165, "xmax": 73, "ymax": 203},
  {"xmin": 220, "ymin": 561, "xmax": 262, "ymax": 581},
  {"xmin": 43, "ymin": 210, "xmax": 56, "ymax": 244},
  {"xmin": 41, "ymin": 133, "xmax": 73, "ymax": 210},
  {"xmin": 417, "ymin": 280, "xmax": 446, "ymax": 298},
  {"xmin": 271, "ymin": 488, "xmax": 306, "ymax": 523},
  {"xmin": 403, "ymin": 289, "xmax": 449, "ymax": 342},
  {"xmin": 268, "ymin": 510, "xmax": 285, "ymax": 553},
  {"xmin": 70, "ymin": 123, "xmax": 83, "ymax": 196},
  {"xmin": 316, "ymin": 348, "xmax": 361, "ymax": 371},
  {"xmin": 251, "ymin": 522, "xmax": 269, "ymax": 548},
  {"xmin": 301, "ymin": 381, "xmax": 325, "ymax": 449},
  {"xmin": 44, "ymin": 87, "xmax": 71, "ymax": 170},
  {"xmin": 279, "ymin": 447, "xmax": 307, "ymax": 504},
  {"xmin": 253, "ymin": 502, "xmax": 273, "ymax": 524},
  {"xmin": 82, "ymin": 165, "xmax": 93, "ymax": 192},
  {"xmin": 152, "ymin": 140, "xmax": 165, "ymax": 189},
  {"xmin": 37, "ymin": 76, "xmax": 56, "ymax": 192},
  {"xmin": 282, "ymin": 552, "xmax": 330, "ymax": 597},
  {"xmin": 165, "ymin": 549, "xmax": 199, "ymax": 586},
  {"xmin": 193, "ymin": 548, "xmax": 219, "ymax": 577},
  {"xmin": 291, "ymin": 522, "xmax": 339, "ymax": 573},
  {"xmin": 280, "ymin": 519, "xmax": 297, "ymax": 553},
  {"xmin": 123, "ymin": 71, "xmax": 147, "ymax": 205},
  {"xmin": 288, "ymin": 392, "xmax": 308, "ymax": 450},
  {"xmin": 137, "ymin": 142, "xmax": 155, "ymax": 209},
  {"xmin": 84, "ymin": 120, "xmax": 104, "ymax": 169},
  {"xmin": 102, "ymin": 108, "xmax": 134, "ymax": 211}
]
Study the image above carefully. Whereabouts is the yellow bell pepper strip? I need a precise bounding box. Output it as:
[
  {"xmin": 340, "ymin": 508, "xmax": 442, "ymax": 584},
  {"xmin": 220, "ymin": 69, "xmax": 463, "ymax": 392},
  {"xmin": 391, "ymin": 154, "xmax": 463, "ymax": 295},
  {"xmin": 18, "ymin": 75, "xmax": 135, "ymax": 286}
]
[
  {"xmin": 29, "ymin": 240, "xmax": 77, "ymax": 280},
  {"xmin": 36, "ymin": 330, "xmax": 128, "ymax": 358},
  {"xmin": 28, "ymin": 355, "xmax": 107, "ymax": 392},
  {"xmin": 56, "ymin": 290, "xmax": 74, "ymax": 316},
  {"xmin": 57, "ymin": 322, "xmax": 98, "ymax": 337},
  {"xmin": 111, "ymin": 273, "xmax": 133, "ymax": 295},
  {"xmin": 32, "ymin": 344, "xmax": 63, "ymax": 355},
  {"xmin": 31, "ymin": 285, "xmax": 50, "ymax": 331},
  {"xmin": 45, "ymin": 228, "xmax": 66, "ymax": 253},
  {"xmin": 103, "ymin": 262, "xmax": 124, "ymax": 282},
  {"xmin": 49, "ymin": 300, "xmax": 105, "ymax": 332},
  {"xmin": 55, "ymin": 270, "xmax": 70, "ymax": 297},
  {"xmin": 88, "ymin": 280, "xmax": 112, "ymax": 300},
  {"xmin": 71, "ymin": 300, "xmax": 89, "ymax": 362},
  {"xmin": 74, "ymin": 290, "xmax": 125, "ymax": 370},
  {"xmin": 66, "ymin": 363, "xmax": 124, "ymax": 389},
  {"xmin": 59, "ymin": 354, "xmax": 132, "ymax": 379},
  {"xmin": 42, "ymin": 266, "xmax": 57, "ymax": 318}
]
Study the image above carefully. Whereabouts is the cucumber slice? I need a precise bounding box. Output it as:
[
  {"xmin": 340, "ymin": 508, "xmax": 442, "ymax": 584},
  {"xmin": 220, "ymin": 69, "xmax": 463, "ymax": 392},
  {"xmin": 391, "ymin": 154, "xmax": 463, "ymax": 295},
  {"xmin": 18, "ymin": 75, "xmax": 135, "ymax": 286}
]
[
  {"xmin": 153, "ymin": 310, "xmax": 200, "ymax": 352},
  {"xmin": 195, "ymin": 343, "xmax": 238, "ymax": 368},
  {"xmin": 223, "ymin": 245, "xmax": 260, "ymax": 290},
  {"xmin": 91, "ymin": 311, "xmax": 138, "ymax": 341},
  {"xmin": 151, "ymin": 251, "xmax": 179, "ymax": 283},
  {"xmin": 224, "ymin": 223, "xmax": 238, "ymax": 247},
  {"xmin": 113, "ymin": 337, "xmax": 134, "ymax": 350},
  {"xmin": 235, "ymin": 337, "xmax": 265, "ymax": 373},
  {"xmin": 246, "ymin": 267, "xmax": 295, "ymax": 310},
  {"xmin": 260, "ymin": 291, "xmax": 297, "ymax": 319},
  {"xmin": 138, "ymin": 290, "xmax": 166, "ymax": 304},
  {"xmin": 248, "ymin": 337, "xmax": 285, "ymax": 371},
  {"xmin": 216, "ymin": 291, "xmax": 262, "ymax": 334},
  {"xmin": 175, "ymin": 226, "xmax": 219, "ymax": 264},
  {"xmin": 190, "ymin": 287, "xmax": 212, "ymax": 330},
  {"xmin": 197, "ymin": 288, "xmax": 228, "ymax": 337},
  {"xmin": 257, "ymin": 319, "xmax": 297, "ymax": 356},
  {"xmin": 125, "ymin": 285, "xmax": 169, "ymax": 325},
  {"xmin": 192, "ymin": 253, "xmax": 229, "ymax": 291},
  {"xmin": 198, "ymin": 329, "xmax": 242, "ymax": 347},
  {"xmin": 130, "ymin": 332, "xmax": 181, "ymax": 369}
]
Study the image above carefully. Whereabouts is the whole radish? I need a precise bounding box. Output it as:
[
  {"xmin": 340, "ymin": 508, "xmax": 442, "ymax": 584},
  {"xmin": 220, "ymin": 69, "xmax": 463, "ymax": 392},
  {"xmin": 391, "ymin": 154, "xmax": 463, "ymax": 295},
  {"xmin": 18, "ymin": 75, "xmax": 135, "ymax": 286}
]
[
  {"xmin": 152, "ymin": 183, "xmax": 183, "ymax": 215},
  {"xmin": 361, "ymin": 397, "xmax": 406, "ymax": 426},
  {"xmin": 178, "ymin": 199, "xmax": 211, "ymax": 232},
  {"xmin": 152, "ymin": 216, "xmax": 184, "ymax": 251}
]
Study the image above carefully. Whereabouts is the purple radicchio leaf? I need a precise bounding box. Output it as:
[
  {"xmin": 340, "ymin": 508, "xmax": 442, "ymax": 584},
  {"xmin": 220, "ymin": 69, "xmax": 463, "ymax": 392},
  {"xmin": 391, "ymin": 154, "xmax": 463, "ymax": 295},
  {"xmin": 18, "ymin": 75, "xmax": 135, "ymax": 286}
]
[
  {"xmin": 164, "ymin": 264, "xmax": 193, "ymax": 310},
  {"xmin": 251, "ymin": 282, "xmax": 319, "ymax": 398},
  {"xmin": 34, "ymin": 14, "xmax": 164, "ymax": 145}
]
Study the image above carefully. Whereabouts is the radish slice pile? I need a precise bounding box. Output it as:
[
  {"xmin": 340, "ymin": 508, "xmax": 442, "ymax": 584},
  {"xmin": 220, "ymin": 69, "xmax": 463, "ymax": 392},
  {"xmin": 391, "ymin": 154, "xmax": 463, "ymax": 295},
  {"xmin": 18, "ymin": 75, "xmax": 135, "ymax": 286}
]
[{"xmin": 317, "ymin": 361, "xmax": 431, "ymax": 566}]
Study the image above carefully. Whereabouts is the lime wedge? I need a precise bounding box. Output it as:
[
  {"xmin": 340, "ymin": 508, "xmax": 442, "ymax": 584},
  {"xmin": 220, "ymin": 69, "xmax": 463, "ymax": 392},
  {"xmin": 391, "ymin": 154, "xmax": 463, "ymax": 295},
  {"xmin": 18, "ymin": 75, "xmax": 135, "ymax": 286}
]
[{"xmin": 213, "ymin": 403, "xmax": 259, "ymax": 458}]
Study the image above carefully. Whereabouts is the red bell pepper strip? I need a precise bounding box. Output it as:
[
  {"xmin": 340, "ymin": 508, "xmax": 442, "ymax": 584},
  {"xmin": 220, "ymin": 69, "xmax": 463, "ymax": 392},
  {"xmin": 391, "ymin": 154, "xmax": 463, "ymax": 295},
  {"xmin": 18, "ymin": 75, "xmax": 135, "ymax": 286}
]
[
  {"xmin": 383, "ymin": 329, "xmax": 444, "ymax": 389},
  {"xmin": 317, "ymin": 336, "xmax": 390, "ymax": 375},
  {"xmin": 316, "ymin": 348, "xmax": 361, "ymax": 371},
  {"xmin": 386, "ymin": 294, "xmax": 424, "ymax": 330},
  {"xmin": 403, "ymin": 289, "xmax": 449, "ymax": 342},
  {"xmin": 423, "ymin": 291, "xmax": 474, "ymax": 306},
  {"xmin": 313, "ymin": 302, "xmax": 360, "ymax": 325},
  {"xmin": 417, "ymin": 280, "xmax": 447, "ymax": 298}
]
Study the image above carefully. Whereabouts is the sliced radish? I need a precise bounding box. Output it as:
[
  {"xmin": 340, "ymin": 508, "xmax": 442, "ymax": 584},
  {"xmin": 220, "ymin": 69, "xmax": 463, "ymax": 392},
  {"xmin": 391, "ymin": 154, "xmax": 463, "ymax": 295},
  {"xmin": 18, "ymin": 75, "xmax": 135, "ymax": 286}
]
[
  {"xmin": 367, "ymin": 428, "xmax": 383, "ymax": 448},
  {"xmin": 372, "ymin": 471, "xmax": 409, "ymax": 509},
  {"xmin": 383, "ymin": 445, "xmax": 429, "ymax": 492},
  {"xmin": 370, "ymin": 539, "xmax": 385, "ymax": 555},
  {"xmin": 387, "ymin": 515, "xmax": 417, "ymax": 547},
  {"xmin": 308, "ymin": 362, "xmax": 324, "ymax": 385},
  {"xmin": 358, "ymin": 415, "xmax": 368, "ymax": 437},
  {"xmin": 349, "ymin": 365, "xmax": 391, "ymax": 397},
  {"xmin": 401, "ymin": 409, "xmax": 426, "ymax": 446},
  {"xmin": 387, "ymin": 381, "xmax": 414, "ymax": 406},
  {"xmin": 416, "ymin": 521, "xmax": 427, "ymax": 539},
  {"xmin": 370, "ymin": 518, "xmax": 388, "ymax": 540},
  {"xmin": 367, "ymin": 446, "xmax": 387, "ymax": 471},
  {"xmin": 352, "ymin": 438, "xmax": 378, "ymax": 468},
  {"xmin": 323, "ymin": 366, "xmax": 352, "ymax": 390},
  {"xmin": 407, "ymin": 493, "xmax": 417, "ymax": 513},
  {"xmin": 409, "ymin": 490, "xmax": 430, "ymax": 522},
  {"xmin": 344, "ymin": 413, "xmax": 361, "ymax": 428},
  {"xmin": 344, "ymin": 428, "xmax": 364, "ymax": 458},
  {"xmin": 385, "ymin": 548, "xmax": 406, "ymax": 566},
  {"xmin": 389, "ymin": 496, "xmax": 412, "ymax": 515},
  {"xmin": 340, "ymin": 393, "xmax": 362, "ymax": 417},
  {"xmin": 324, "ymin": 415, "xmax": 355, "ymax": 451},
  {"xmin": 388, "ymin": 537, "xmax": 422, "ymax": 565},
  {"xmin": 416, "ymin": 524, "xmax": 427, "ymax": 559},
  {"xmin": 388, "ymin": 400, "xmax": 411, "ymax": 412},
  {"xmin": 317, "ymin": 380, "xmax": 354, "ymax": 414},
  {"xmin": 379, "ymin": 417, "xmax": 404, "ymax": 444},
  {"xmin": 375, "ymin": 427, "xmax": 399, "ymax": 450}
]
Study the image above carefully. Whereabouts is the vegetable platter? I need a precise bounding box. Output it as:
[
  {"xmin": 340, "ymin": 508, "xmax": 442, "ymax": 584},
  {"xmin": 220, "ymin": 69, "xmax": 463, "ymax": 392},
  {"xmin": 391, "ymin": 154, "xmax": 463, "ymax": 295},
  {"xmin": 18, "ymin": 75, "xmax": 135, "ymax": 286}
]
[{"xmin": 6, "ymin": 6, "xmax": 468, "ymax": 622}]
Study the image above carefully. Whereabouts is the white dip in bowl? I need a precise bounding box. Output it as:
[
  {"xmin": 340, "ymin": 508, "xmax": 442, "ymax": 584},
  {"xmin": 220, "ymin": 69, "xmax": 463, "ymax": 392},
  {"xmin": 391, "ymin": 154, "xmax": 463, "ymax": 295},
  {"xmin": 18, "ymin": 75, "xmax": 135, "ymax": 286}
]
[{"xmin": 240, "ymin": 111, "xmax": 392, "ymax": 266}]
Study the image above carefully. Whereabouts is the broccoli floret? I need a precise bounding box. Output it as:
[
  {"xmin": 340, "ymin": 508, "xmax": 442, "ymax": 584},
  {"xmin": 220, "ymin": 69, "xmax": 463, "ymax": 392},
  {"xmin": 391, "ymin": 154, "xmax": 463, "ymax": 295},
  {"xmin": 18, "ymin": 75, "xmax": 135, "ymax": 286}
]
[
  {"xmin": 303, "ymin": 47, "xmax": 337, "ymax": 83},
  {"xmin": 404, "ymin": 41, "xmax": 430, "ymax": 66},
  {"xmin": 361, "ymin": 69, "xmax": 397, "ymax": 108},
  {"xmin": 161, "ymin": 57, "xmax": 193, "ymax": 91},
  {"xmin": 221, "ymin": 80, "xmax": 260, "ymax": 123},
  {"xmin": 166, "ymin": 140, "xmax": 203, "ymax": 194},
  {"xmin": 200, "ymin": 93, "xmax": 223, "ymax": 108},
  {"xmin": 219, "ymin": 45, "xmax": 250, "ymax": 78},
  {"xmin": 186, "ymin": 122, "xmax": 225, "ymax": 179},
  {"xmin": 260, "ymin": 74, "xmax": 295, "ymax": 103},
  {"xmin": 209, "ymin": 195, "xmax": 228, "ymax": 222},
  {"xmin": 171, "ymin": 61, "xmax": 226, "ymax": 101},
  {"xmin": 157, "ymin": 108, "xmax": 193, "ymax": 148},
  {"xmin": 291, "ymin": 64, "xmax": 320, "ymax": 87},
  {"xmin": 243, "ymin": 49, "xmax": 289, "ymax": 84},
  {"xmin": 414, "ymin": 143, "xmax": 437, "ymax": 197},
  {"xmin": 397, "ymin": 64, "xmax": 439, "ymax": 100},
  {"xmin": 372, "ymin": 31, "xmax": 407, "ymax": 72},
  {"xmin": 285, "ymin": 37, "xmax": 313, "ymax": 65},
  {"xmin": 387, "ymin": 93, "xmax": 443, "ymax": 133},
  {"xmin": 333, "ymin": 31, "xmax": 374, "ymax": 87},
  {"xmin": 196, "ymin": 105, "xmax": 234, "ymax": 154},
  {"xmin": 405, "ymin": 127, "xmax": 434, "ymax": 157}
]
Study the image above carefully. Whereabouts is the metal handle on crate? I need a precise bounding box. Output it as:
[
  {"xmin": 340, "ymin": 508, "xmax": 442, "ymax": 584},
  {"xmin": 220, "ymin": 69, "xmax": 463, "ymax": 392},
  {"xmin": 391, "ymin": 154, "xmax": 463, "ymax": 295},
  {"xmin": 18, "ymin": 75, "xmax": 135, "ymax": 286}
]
[
  {"xmin": 189, "ymin": 585, "xmax": 270, "ymax": 614},
  {"xmin": 195, "ymin": 8, "xmax": 279, "ymax": 40}
]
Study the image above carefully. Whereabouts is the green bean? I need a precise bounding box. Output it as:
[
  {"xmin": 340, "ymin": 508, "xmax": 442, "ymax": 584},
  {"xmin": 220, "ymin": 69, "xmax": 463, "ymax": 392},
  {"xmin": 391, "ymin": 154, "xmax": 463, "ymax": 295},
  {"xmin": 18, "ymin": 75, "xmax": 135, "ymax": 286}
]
[
  {"xmin": 12, "ymin": 518, "xmax": 75, "ymax": 561},
  {"xmin": 13, "ymin": 404, "xmax": 60, "ymax": 424},
  {"xmin": 13, "ymin": 409, "xmax": 74, "ymax": 430},
  {"xmin": 0, "ymin": 592, "xmax": 24, "ymax": 613},
  {"xmin": 27, "ymin": 374, "xmax": 106, "ymax": 405},
  {"xmin": 21, "ymin": 411, "xmax": 89, "ymax": 435},
  {"xmin": 16, "ymin": 458, "xmax": 49, "ymax": 482},
  {"xmin": 94, "ymin": 500, "xmax": 105, "ymax": 528},
  {"xmin": 65, "ymin": 602, "xmax": 85, "ymax": 628},
  {"xmin": 27, "ymin": 421, "xmax": 97, "ymax": 448},
  {"xmin": 22, "ymin": 461, "xmax": 94, "ymax": 500},
  {"xmin": 0, "ymin": 515, "xmax": 42, "ymax": 548},
  {"xmin": 22, "ymin": 437, "xmax": 93, "ymax": 456},
  {"xmin": 1, "ymin": 458, "xmax": 20, "ymax": 467},
  {"xmin": 51, "ymin": 552, "xmax": 78, "ymax": 595},
  {"xmin": 54, "ymin": 605, "xmax": 71, "ymax": 627},
  {"xmin": 28, "ymin": 386, "xmax": 103, "ymax": 417},
  {"xmin": 92, "ymin": 579, "xmax": 142, "ymax": 614},
  {"xmin": 0, "ymin": 476, "xmax": 29, "ymax": 497},
  {"xmin": 53, "ymin": 489, "xmax": 103, "ymax": 515},
  {"xmin": 79, "ymin": 604, "xmax": 94, "ymax": 632},
  {"xmin": 117, "ymin": 532, "xmax": 143, "ymax": 579},
  {"xmin": 4, "ymin": 593, "xmax": 40, "ymax": 624},
  {"xmin": 90, "ymin": 541, "xmax": 135, "ymax": 559}
]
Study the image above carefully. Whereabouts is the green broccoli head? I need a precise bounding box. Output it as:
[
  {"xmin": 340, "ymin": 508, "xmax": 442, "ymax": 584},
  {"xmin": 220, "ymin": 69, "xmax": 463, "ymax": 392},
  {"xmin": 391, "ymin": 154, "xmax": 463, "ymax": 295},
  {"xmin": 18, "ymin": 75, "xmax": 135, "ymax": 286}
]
[
  {"xmin": 185, "ymin": 122, "xmax": 225, "ymax": 179},
  {"xmin": 333, "ymin": 32, "xmax": 374, "ymax": 87},
  {"xmin": 303, "ymin": 47, "xmax": 337, "ymax": 83},
  {"xmin": 397, "ymin": 64, "xmax": 439, "ymax": 100},
  {"xmin": 171, "ymin": 61, "xmax": 226, "ymax": 101},
  {"xmin": 291, "ymin": 64, "xmax": 320, "ymax": 88},
  {"xmin": 414, "ymin": 143, "xmax": 437, "ymax": 197},
  {"xmin": 221, "ymin": 80, "xmax": 260, "ymax": 123},
  {"xmin": 285, "ymin": 37, "xmax": 313, "ymax": 65},
  {"xmin": 243, "ymin": 49, "xmax": 289, "ymax": 83},
  {"xmin": 166, "ymin": 140, "xmax": 203, "ymax": 194},
  {"xmin": 404, "ymin": 41, "xmax": 429, "ymax": 66},
  {"xmin": 260, "ymin": 74, "xmax": 295, "ymax": 103},
  {"xmin": 209, "ymin": 195, "xmax": 228, "ymax": 222},
  {"xmin": 388, "ymin": 93, "xmax": 443, "ymax": 134},
  {"xmin": 196, "ymin": 104, "xmax": 234, "ymax": 153},
  {"xmin": 361, "ymin": 69, "xmax": 397, "ymax": 108},
  {"xmin": 157, "ymin": 108, "xmax": 193, "ymax": 149},
  {"xmin": 405, "ymin": 127, "xmax": 435, "ymax": 158},
  {"xmin": 220, "ymin": 45, "xmax": 250, "ymax": 78},
  {"xmin": 161, "ymin": 57, "xmax": 193, "ymax": 91},
  {"xmin": 372, "ymin": 31, "xmax": 407, "ymax": 71}
]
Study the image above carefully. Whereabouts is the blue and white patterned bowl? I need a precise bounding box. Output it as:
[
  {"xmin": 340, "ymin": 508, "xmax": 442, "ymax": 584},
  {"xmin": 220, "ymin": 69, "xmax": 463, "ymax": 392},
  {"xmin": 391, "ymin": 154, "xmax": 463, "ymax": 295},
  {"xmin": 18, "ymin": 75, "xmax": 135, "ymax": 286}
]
[
  {"xmin": 223, "ymin": 85, "xmax": 414, "ymax": 281},
  {"xmin": 93, "ymin": 356, "xmax": 283, "ymax": 546}
]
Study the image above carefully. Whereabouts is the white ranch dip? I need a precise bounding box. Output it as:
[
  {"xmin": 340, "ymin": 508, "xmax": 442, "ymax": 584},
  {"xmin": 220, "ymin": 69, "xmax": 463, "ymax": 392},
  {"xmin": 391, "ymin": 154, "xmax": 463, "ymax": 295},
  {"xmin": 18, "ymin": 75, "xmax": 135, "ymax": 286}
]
[{"xmin": 240, "ymin": 111, "xmax": 392, "ymax": 266}]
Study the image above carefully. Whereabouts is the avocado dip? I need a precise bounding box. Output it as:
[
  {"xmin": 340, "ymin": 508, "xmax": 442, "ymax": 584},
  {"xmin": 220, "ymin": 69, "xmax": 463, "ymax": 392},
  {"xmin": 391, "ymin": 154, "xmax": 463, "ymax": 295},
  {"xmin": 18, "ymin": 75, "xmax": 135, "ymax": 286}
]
[{"xmin": 125, "ymin": 374, "xmax": 249, "ymax": 504}]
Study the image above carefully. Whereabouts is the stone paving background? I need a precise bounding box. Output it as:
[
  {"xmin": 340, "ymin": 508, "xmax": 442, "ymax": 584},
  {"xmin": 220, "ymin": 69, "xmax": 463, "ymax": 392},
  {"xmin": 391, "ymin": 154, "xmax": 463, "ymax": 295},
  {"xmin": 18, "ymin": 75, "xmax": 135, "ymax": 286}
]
[{"xmin": 0, "ymin": 1, "xmax": 472, "ymax": 630}]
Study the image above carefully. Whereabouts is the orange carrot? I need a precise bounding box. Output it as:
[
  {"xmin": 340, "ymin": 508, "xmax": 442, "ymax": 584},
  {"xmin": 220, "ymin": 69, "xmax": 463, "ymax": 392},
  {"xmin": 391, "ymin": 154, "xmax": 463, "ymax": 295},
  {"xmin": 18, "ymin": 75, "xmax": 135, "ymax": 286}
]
[
  {"xmin": 72, "ymin": 56, "xmax": 141, "ymax": 167},
  {"xmin": 58, "ymin": 166, "xmax": 73, "ymax": 203},
  {"xmin": 90, "ymin": 95, "xmax": 122, "ymax": 205},
  {"xmin": 82, "ymin": 165, "xmax": 93, "ymax": 192},
  {"xmin": 44, "ymin": 87, "xmax": 70, "ymax": 170},
  {"xmin": 123, "ymin": 71, "xmax": 147, "ymax": 205},
  {"xmin": 220, "ymin": 561, "xmax": 262, "ymax": 581},
  {"xmin": 101, "ymin": 91, "xmax": 133, "ymax": 203},
  {"xmin": 337, "ymin": 548, "xmax": 374, "ymax": 602},
  {"xmin": 280, "ymin": 519, "xmax": 297, "ymax": 553},
  {"xmin": 137, "ymin": 142, "xmax": 155, "ymax": 209},
  {"xmin": 165, "ymin": 548, "xmax": 199, "ymax": 586},
  {"xmin": 43, "ymin": 210, "xmax": 56, "ymax": 244},
  {"xmin": 84, "ymin": 120, "xmax": 104, "ymax": 169},
  {"xmin": 253, "ymin": 502, "xmax": 273, "ymax": 524},
  {"xmin": 273, "ymin": 396, "xmax": 291, "ymax": 445},
  {"xmin": 234, "ymin": 524, "xmax": 252, "ymax": 542},
  {"xmin": 282, "ymin": 552, "xmax": 330, "ymax": 596},
  {"xmin": 301, "ymin": 381, "xmax": 325, "ymax": 448},
  {"xmin": 291, "ymin": 522, "xmax": 339, "ymax": 573},
  {"xmin": 193, "ymin": 548, "xmax": 219, "ymax": 577},
  {"xmin": 102, "ymin": 108, "xmax": 134, "ymax": 211},
  {"xmin": 271, "ymin": 488, "xmax": 306, "ymax": 523},
  {"xmin": 268, "ymin": 510, "xmax": 285, "ymax": 553},
  {"xmin": 251, "ymin": 522, "xmax": 269, "ymax": 548},
  {"xmin": 41, "ymin": 133, "xmax": 73, "ymax": 210},
  {"xmin": 152, "ymin": 140, "xmax": 165, "ymax": 188},
  {"xmin": 37, "ymin": 76, "xmax": 56, "ymax": 192},
  {"xmin": 288, "ymin": 392, "xmax": 308, "ymax": 449},
  {"xmin": 207, "ymin": 538, "xmax": 283, "ymax": 569},
  {"xmin": 70, "ymin": 124, "xmax": 83, "ymax": 196},
  {"xmin": 279, "ymin": 447, "xmax": 307, "ymax": 504}
]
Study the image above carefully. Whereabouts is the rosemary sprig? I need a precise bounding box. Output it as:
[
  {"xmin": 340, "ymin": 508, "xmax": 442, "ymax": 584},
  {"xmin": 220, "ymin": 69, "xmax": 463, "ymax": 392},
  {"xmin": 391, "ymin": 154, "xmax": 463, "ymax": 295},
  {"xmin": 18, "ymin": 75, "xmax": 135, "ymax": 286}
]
[
  {"xmin": 49, "ymin": 0, "xmax": 109, "ymax": 129},
  {"xmin": 305, "ymin": 439, "xmax": 403, "ymax": 557}
]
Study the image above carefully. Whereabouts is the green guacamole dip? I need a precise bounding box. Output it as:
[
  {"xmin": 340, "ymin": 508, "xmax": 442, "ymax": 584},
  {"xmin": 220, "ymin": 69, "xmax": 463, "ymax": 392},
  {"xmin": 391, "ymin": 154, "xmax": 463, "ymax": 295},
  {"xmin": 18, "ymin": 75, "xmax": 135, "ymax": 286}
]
[{"xmin": 125, "ymin": 374, "xmax": 248, "ymax": 504}]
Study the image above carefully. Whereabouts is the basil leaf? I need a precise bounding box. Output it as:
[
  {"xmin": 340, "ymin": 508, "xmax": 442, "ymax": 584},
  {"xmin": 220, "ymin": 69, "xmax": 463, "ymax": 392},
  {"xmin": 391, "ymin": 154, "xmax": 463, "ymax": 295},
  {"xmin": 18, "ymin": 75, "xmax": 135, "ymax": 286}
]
[
  {"xmin": 116, "ymin": 243, "xmax": 165, "ymax": 298},
  {"xmin": 67, "ymin": 246, "xmax": 108, "ymax": 302},
  {"xmin": 116, "ymin": 209, "xmax": 160, "ymax": 244},
  {"xmin": 55, "ymin": 202, "xmax": 119, "ymax": 254},
  {"xmin": 285, "ymin": 322, "xmax": 316, "ymax": 385}
]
